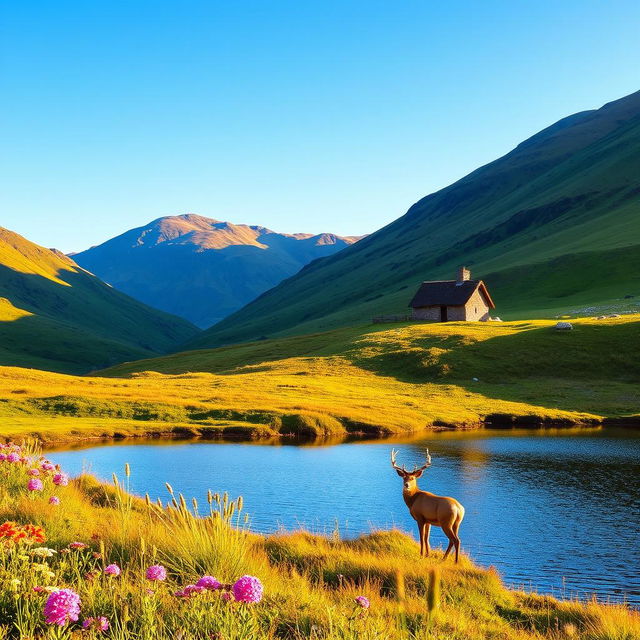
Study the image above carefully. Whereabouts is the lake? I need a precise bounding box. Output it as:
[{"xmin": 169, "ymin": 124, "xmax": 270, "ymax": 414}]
[{"xmin": 48, "ymin": 427, "xmax": 640, "ymax": 606}]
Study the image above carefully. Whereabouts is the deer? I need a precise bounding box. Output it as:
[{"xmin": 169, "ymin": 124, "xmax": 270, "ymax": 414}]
[{"xmin": 391, "ymin": 448, "xmax": 465, "ymax": 563}]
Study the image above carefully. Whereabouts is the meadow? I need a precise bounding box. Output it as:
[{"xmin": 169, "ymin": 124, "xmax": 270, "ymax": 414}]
[
  {"xmin": 1, "ymin": 440, "xmax": 638, "ymax": 639},
  {"xmin": 0, "ymin": 316, "xmax": 638, "ymax": 444}
]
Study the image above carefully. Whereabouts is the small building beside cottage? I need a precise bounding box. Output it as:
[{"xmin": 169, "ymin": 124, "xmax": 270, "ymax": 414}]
[{"xmin": 409, "ymin": 267, "xmax": 495, "ymax": 322}]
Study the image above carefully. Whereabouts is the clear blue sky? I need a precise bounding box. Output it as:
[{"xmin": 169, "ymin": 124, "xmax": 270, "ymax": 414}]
[{"xmin": 1, "ymin": 1, "xmax": 639, "ymax": 253}]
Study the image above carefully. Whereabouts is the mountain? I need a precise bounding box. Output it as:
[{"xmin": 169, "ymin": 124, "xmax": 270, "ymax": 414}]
[
  {"xmin": 0, "ymin": 227, "xmax": 199, "ymax": 373},
  {"xmin": 72, "ymin": 215, "xmax": 361, "ymax": 328},
  {"xmin": 187, "ymin": 90, "xmax": 640, "ymax": 349}
]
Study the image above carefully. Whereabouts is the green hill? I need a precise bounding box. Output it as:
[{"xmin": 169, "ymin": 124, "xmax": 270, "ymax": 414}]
[
  {"xmin": 0, "ymin": 227, "xmax": 199, "ymax": 373},
  {"xmin": 188, "ymin": 90, "xmax": 640, "ymax": 349}
]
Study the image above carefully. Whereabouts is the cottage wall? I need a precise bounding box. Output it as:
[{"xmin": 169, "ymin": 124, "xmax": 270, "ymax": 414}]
[
  {"xmin": 463, "ymin": 288, "xmax": 491, "ymax": 321},
  {"xmin": 446, "ymin": 305, "xmax": 467, "ymax": 321},
  {"xmin": 411, "ymin": 306, "xmax": 441, "ymax": 321}
]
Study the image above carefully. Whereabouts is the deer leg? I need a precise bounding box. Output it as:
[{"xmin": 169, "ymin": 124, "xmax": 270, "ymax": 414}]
[
  {"xmin": 423, "ymin": 523, "xmax": 431, "ymax": 557},
  {"xmin": 442, "ymin": 524, "xmax": 460, "ymax": 563},
  {"xmin": 453, "ymin": 517, "xmax": 462, "ymax": 563},
  {"xmin": 417, "ymin": 519, "xmax": 424, "ymax": 556}
]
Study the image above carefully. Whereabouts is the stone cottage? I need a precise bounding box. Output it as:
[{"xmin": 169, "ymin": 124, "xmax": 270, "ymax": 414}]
[{"xmin": 409, "ymin": 267, "xmax": 495, "ymax": 322}]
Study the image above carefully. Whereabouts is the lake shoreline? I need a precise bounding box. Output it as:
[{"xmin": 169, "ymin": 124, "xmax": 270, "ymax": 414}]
[{"xmin": 6, "ymin": 413, "xmax": 640, "ymax": 448}]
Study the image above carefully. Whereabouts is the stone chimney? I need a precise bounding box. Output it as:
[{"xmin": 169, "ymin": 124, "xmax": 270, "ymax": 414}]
[{"xmin": 457, "ymin": 266, "xmax": 471, "ymax": 283}]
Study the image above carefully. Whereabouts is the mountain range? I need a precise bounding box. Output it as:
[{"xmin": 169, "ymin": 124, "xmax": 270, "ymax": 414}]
[
  {"xmin": 72, "ymin": 215, "xmax": 361, "ymax": 328},
  {"xmin": 186, "ymin": 90, "xmax": 640, "ymax": 349},
  {"xmin": 0, "ymin": 227, "xmax": 198, "ymax": 373}
]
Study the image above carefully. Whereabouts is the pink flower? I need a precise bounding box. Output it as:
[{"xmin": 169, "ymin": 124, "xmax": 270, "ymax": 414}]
[
  {"xmin": 146, "ymin": 565, "xmax": 167, "ymax": 581},
  {"xmin": 0, "ymin": 454, "xmax": 5, "ymax": 461},
  {"xmin": 174, "ymin": 584, "xmax": 204, "ymax": 598},
  {"xmin": 82, "ymin": 616, "xmax": 109, "ymax": 632},
  {"xmin": 27, "ymin": 468, "xmax": 40, "ymax": 476},
  {"xmin": 43, "ymin": 589, "xmax": 81, "ymax": 626},
  {"xmin": 221, "ymin": 592, "xmax": 232, "ymax": 602},
  {"xmin": 196, "ymin": 575, "xmax": 221, "ymax": 591},
  {"xmin": 6, "ymin": 453, "xmax": 20, "ymax": 463},
  {"xmin": 33, "ymin": 586, "xmax": 46, "ymax": 593},
  {"xmin": 355, "ymin": 595, "xmax": 370, "ymax": 609},
  {"xmin": 104, "ymin": 563, "xmax": 121, "ymax": 576},
  {"xmin": 27, "ymin": 478, "xmax": 44, "ymax": 492},
  {"xmin": 49, "ymin": 496, "xmax": 60, "ymax": 506},
  {"xmin": 69, "ymin": 542, "xmax": 87, "ymax": 549},
  {"xmin": 232, "ymin": 575, "xmax": 263, "ymax": 603},
  {"xmin": 41, "ymin": 461, "xmax": 55, "ymax": 471},
  {"xmin": 53, "ymin": 473, "xmax": 69, "ymax": 486}
]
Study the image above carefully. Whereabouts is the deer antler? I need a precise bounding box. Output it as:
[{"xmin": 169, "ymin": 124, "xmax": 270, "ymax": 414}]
[
  {"xmin": 391, "ymin": 448, "xmax": 432, "ymax": 474},
  {"xmin": 390, "ymin": 448, "xmax": 407, "ymax": 473},
  {"xmin": 411, "ymin": 449, "xmax": 432, "ymax": 474}
]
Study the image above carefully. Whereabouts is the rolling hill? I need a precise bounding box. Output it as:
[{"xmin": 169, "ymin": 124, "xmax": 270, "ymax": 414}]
[
  {"xmin": 0, "ymin": 227, "xmax": 199, "ymax": 373},
  {"xmin": 72, "ymin": 214, "xmax": 361, "ymax": 328},
  {"xmin": 187, "ymin": 90, "xmax": 640, "ymax": 349}
]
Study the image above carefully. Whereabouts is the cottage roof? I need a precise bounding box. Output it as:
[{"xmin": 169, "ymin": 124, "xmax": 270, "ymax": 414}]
[{"xmin": 409, "ymin": 279, "xmax": 495, "ymax": 309}]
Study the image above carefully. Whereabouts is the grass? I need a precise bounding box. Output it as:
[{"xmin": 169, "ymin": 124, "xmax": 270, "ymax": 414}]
[
  {"xmin": 1, "ymin": 441, "xmax": 638, "ymax": 639},
  {"xmin": 0, "ymin": 315, "xmax": 638, "ymax": 444}
]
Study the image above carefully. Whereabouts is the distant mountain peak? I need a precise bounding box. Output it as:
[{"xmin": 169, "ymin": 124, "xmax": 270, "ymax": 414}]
[{"xmin": 73, "ymin": 215, "xmax": 363, "ymax": 328}]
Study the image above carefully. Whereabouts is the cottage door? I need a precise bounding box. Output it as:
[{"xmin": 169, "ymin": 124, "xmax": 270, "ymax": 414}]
[{"xmin": 439, "ymin": 305, "xmax": 448, "ymax": 322}]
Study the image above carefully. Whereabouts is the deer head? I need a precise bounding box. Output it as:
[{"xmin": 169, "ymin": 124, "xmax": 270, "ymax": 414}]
[{"xmin": 390, "ymin": 448, "xmax": 432, "ymax": 491}]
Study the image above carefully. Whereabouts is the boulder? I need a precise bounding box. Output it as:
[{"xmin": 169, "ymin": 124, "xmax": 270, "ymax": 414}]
[{"xmin": 555, "ymin": 321, "xmax": 573, "ymax": 330}]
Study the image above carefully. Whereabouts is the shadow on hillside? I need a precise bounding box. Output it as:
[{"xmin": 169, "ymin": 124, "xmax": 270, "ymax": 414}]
[
  {"xmin": 0, "ymin": 261, "xmax": 197, "ymax": 374},
  {"xmin": 350, "ymin": 321, "xmax": 640, "ymax": 415},
  {"xmin": 0, "ymin": 312, "xmax": 150, "ymax": 374}
]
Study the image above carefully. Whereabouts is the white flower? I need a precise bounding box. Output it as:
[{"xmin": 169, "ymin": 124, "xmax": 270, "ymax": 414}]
[{"xmin": 31, "ymin": 547, "xmax": 57, "ymax": 558}]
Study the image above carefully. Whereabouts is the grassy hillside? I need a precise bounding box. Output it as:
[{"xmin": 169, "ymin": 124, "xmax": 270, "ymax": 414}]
[
  {"xmin": 189, "ymin": 90, "xmax": 640, "ymax": 349},
  {"xmin": 73, "ymin": 214, "xmax": 360, "ymax": 328},
  {"xmin": 0, "ymin": 316, "xmax": 638, "ymax": 444},
  {"xmin": 0, "ymin": 227, "xmax": 199, "ymax": 374},
  {"xmin": 2, "ymin": 442, "xmax": 637, "ymax": 639}
]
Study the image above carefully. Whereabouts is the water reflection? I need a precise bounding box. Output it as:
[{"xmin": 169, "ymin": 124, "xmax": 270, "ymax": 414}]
[{"xmin": 48, "ymin": 428, "xmax": 640, "ymax": 605}]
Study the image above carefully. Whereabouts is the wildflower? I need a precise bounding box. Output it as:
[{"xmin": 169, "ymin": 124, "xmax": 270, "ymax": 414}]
[
  {"xmin": 22, "ymin": 523, "xmax": 46, "ymax": 544},
  {"xmin": 31, "ymin": 547, "xmax": 57, "ymax": 558},
  {"xmin": 43, "ymin": 588, "xmax": 81, "ymax": 626},
  {"xmin": 69, "ymin": 542, "xmax": 87, "ymax": 549},
  {"xmin": 0, "ymin": 521, "xmax": 45, "ymax": 545},
  {"xmin": 10, "ymin": 578, "xmax": 21, "ymax": 591},
  {"xmin": 6, "ymin": 452, "xmax": 20, "ymax": 463},
  {"xmin": 33, "ymin": 586, "xmax": 46, "ymax": 593},
  {"xmin": 232, "ymin": 575, "xmax": 263, "ymax": 603},
  {"xmin": 41, "ymin": 461, "xmax": 55, "ymax": 471},
  {"xmin": 146, "ymin": 565, "xmax": 167, "ymax": 581},
  {"xmin": 53, "ymin": 473, "xmax": 69, "ymax": 486},
  {"xmin": 196, "ymin": 575, "xmax": 221, "ymax": 591},
  {"xmin": 27, "ymin": 478, "xmax": 44, "ymax": 492},
  {"xmin": 355, "ymin": 595, "xmax": 370, "ymax": 609},
  {"xmin": 174, "ymin": 585, "xmax": 204, "ymax": 598},
  {"xmin": 49, "ymin": 496, "xmax": 60, "ymax": 506},
  {"xmin": 145, "ymin": 588, "xmax": 155, "ymax": 595},
  {"xmin": 104, "ymin": 563, "xmax": 121, "ymax": 576},
  {"xmin": 27, "ymin": 468, "xmax": 40, "ymax": 476},
  {"xmin": 82, "ymin": 616, "xmax": 109, "ymax": 632},
  {"xmin": 221, "ymin": 592, "xmax": 232, "ymax": 602}
]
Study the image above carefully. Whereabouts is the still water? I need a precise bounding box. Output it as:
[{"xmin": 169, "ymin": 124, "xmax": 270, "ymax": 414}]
[{"xmin": 48, "ymin": 428, "xmax": 640, "ymax": 605}]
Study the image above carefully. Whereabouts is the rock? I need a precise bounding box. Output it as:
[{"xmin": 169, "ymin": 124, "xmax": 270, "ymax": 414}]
[
  {"xmin": 489, "ymin": 316, "xmax": 503, "ymax": 322},
  {"xmin": 555, "ymin": 321, "xmax": 573, "ymax": 330},
  {"xmin": 472, "ymin": 377, "xmax": 479, "ymax": 382}
]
